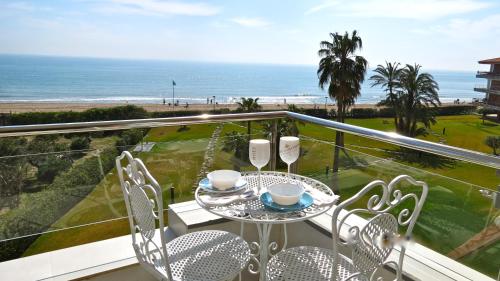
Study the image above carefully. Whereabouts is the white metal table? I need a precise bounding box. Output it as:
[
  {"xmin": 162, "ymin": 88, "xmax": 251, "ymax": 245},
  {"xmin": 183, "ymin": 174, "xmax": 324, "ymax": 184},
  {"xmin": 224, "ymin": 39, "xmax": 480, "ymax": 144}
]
[{"xmin": 195, "ymin": 171, "xmax": 337, "ymax": 281}]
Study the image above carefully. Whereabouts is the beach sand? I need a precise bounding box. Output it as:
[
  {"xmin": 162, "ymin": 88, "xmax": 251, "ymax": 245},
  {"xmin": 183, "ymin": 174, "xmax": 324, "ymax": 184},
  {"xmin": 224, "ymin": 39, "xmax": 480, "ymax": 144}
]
[{"xmin": 0, "ymin": 102, "xmax": 469, "ymax": 114}]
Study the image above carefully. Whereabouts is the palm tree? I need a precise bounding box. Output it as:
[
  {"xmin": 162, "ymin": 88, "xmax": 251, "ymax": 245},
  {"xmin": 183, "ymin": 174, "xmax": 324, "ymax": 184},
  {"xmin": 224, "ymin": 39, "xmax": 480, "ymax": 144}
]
[
  {"xmin": 370, "ymin": 62, "xmax": 402, "ymax": 126},
  {"xmin": 236, "ymin": 97, "xmax": 262, "ymax": 137},
  {"xmin": 317, "ymin": 30, "xmax": 367, "ymax": 172},
  {"xmin": 398, "ymin": 64, "xmax": 440, "ymax": 137}
]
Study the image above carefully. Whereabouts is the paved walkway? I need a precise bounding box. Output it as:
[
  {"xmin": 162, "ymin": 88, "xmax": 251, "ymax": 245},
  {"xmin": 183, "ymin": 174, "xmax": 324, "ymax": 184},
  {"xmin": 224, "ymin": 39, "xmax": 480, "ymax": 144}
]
[
  {"xmin": 448, "ymin": 224, "xmax": 500, "ymax": 259},
  {"xmin": 191, "ymin": 124, "xmax": 223, "ymax": 191},
  {"xmin": 133, "ymin": 142, "xmax": 155, "ymax": 152}
]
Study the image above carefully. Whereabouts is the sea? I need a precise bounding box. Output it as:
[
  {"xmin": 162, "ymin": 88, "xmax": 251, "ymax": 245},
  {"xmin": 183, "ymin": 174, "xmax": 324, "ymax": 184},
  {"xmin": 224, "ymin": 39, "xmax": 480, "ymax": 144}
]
[{"xmin": 0, "ymin": 54, "xmax": 484, "ymax": 105}]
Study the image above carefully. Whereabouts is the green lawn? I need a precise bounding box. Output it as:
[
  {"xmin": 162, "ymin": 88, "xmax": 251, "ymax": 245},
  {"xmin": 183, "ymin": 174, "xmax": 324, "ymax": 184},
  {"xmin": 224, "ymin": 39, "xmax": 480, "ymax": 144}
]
[{"xmin": 21, "ymin": 116, "xmax": 500, "ymax": 277}]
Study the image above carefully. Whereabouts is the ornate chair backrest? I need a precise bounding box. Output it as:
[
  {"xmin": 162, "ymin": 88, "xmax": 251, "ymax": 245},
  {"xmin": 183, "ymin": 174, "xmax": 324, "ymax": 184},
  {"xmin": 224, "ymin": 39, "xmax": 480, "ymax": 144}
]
[
  {"xmin": 331, "ymin": 175, "xmax": 428, "ymax": 281},
  {"xmin": 116, "ymin": 151, "xmax": 173, "ymax": 281}
]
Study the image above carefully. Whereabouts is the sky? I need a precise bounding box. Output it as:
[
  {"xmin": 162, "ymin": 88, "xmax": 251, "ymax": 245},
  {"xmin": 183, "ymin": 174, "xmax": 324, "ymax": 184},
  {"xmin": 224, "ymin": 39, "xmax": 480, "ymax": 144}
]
[{"xmin": 0, "ymin": 0, "xmax": 499, "ymax": 71}]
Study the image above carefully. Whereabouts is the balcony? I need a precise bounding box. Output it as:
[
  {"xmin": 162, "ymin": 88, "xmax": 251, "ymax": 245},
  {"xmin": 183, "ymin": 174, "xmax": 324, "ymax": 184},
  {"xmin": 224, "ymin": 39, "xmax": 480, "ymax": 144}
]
[
  {"xmin": 474, "ymin": 84, "xmax": 500, "ymax": 95},
  {"xmin": 476, "ymin": 71, "xmax": 500, "ymax": 80},
  {"xmin": 0, "ymin": 112, "xmax": 499, "ymax": 281}
]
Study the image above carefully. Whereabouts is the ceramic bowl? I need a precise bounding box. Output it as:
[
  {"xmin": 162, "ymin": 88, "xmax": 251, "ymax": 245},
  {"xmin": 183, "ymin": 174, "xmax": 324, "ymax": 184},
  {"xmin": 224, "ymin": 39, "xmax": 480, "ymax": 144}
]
[
  {"xmin": 267, "ymin": 183, "xmax": 304, "ymax": 205},
  {"xmin": 207, "ymin": 170, "xmax": 241, "ymax": 190}
]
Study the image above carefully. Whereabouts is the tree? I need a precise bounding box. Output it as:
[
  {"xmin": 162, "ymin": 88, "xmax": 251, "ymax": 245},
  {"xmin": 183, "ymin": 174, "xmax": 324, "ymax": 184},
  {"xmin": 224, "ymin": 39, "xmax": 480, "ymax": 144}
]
[
  {"xmin": 236, "ymin": 98, "xmax": 262, "ymax": 135},
  {"xmin": 397, "ymin": 64, "xmax": 440, "ymax": 137},
  {"xmin": 237, "ymin": 97, "xmax": 261, "ymax": 139},
  {"xmin": 370, "ymin": 62, "xmax": 402, "ymax": 126},
  {"xmin": 0, "ymin": 138, "xmax": 28, "ymax": 207},
  {"xmin": 236, "ymin": 97, "xmax": 262, "ymax": 138},
  {"xmin": 222, "ymin": 131, "xmax": 249, "ymax": 161},
  {"xmin": 317, "ymin": 30, "xmax": 367, "ymax": 172},
  {"xmin": 485, "ymin": 136, "xmax": 500, "ymax": 155},
  {"xmin": 37, "ymin": 155, "xmax": 72, "ymax": 182},
  {"xmin": 26, "ymin": 135, "xmax": 68, "ymax": 168}
]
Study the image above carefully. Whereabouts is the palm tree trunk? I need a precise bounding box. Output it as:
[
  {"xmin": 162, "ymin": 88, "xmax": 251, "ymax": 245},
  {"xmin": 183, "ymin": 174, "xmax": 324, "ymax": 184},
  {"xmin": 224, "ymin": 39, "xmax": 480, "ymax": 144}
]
[
  {"xmin": 331, "ymin": 103, "xmax": 345, "ymax": 195},
  {"xmin": 332, "ymin": 102, "xmax": 343, "ymax": 173},
  {"xmin": 389, "ymin": 90, "xmax": 398, "ymax": 127},
  {"xmin": 247, "ymin": 121, "xmax": 251, "ymax": 139}
]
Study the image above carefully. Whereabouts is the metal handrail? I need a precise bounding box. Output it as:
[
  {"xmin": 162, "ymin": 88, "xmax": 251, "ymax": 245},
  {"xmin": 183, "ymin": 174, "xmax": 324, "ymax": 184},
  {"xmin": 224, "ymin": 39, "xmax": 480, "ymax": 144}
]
[
  {"xmin": 0, "ymin": 111, "xmax": 288, "ymax": 136},
  {"xmin": 286, "ymin": 112, "xmax": 500, "ymax": 169},
  {"xmin": 0, "ymin": 111, "xmax": 499, "ymax": 169}
]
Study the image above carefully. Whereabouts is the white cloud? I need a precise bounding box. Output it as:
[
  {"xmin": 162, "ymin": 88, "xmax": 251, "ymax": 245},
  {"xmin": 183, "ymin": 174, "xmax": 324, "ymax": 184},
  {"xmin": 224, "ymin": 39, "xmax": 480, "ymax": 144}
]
[
  {"xmin": 306, "ymin": 0, "xmax": 491, "ymax": 20},
  {"xmin": 231, "ymin": 17, "xmax": 271, "ymax": 27},
  {"xmin": 98, "ymin": 0, "xmax": 220, "ymax": 16},
  {"xmin": 430, "ymin": 14, "xmax": 500, "ymax": 38},
  {"xmin": 1, "ymin": 2, "xmax": 52, "ymax": 13}
]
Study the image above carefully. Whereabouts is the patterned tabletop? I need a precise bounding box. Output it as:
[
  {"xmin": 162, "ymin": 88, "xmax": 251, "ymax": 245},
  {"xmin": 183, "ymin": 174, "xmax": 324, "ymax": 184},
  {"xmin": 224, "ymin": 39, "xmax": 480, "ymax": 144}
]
[{"xmin": 195, "ymin": 171, "xmax": 337, "ymax": 224}]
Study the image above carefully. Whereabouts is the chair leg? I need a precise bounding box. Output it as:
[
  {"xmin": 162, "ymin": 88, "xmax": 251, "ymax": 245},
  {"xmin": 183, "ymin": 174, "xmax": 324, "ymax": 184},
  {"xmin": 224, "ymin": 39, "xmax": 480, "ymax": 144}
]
[{"xmin": 239, "ymin": 222, "xmax": 245, "ymax": 281}]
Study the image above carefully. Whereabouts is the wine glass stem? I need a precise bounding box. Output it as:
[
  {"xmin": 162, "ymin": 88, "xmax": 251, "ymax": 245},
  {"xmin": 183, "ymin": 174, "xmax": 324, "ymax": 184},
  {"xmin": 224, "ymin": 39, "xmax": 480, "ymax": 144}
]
[
  {"xmin": 287, "ymin": 164, "xmax": 291, "ymax": 182},
  {"xmin": 258, "ymin": 167, "xmax": 261, "ymax": 195}
]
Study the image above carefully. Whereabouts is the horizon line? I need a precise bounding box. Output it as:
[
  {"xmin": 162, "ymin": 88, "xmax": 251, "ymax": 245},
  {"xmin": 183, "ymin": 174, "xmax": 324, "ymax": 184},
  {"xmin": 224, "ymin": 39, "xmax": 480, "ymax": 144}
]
[{"xmin": 0, "ymin": 52, "xmax": 480, "ymax": 72}]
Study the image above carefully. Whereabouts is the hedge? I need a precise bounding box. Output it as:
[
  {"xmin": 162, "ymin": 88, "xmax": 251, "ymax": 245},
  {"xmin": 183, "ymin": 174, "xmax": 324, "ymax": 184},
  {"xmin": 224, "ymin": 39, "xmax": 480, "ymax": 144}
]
[
  {"xmin": 0, "ymin": 104, "xmax": 478, "ymax": 127},
  {"xmin": 349, "ymin": 105, "xmax": 476, "ymax": 118},
  {"xmin": 2, "ymin": 105, "xmax": 148, "ymax": 125}
]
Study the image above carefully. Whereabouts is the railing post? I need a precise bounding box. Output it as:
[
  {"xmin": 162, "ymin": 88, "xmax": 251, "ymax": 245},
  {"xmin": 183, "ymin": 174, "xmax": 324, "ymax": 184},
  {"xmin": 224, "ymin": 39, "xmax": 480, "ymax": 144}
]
[
  {"xmin": 270, "ymin": 119, "xmax": 278, "ymax": 170},
  {"xmin": 170, "ymin": 186, "xmax": 175, "ymax": 204}
]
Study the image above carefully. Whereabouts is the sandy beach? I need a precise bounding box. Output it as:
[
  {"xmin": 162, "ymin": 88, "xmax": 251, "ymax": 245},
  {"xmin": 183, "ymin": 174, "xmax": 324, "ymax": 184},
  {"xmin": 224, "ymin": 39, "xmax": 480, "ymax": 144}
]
[{"xmin": 0, "ymin": 102, "xmax": 471, "ymax": 114}]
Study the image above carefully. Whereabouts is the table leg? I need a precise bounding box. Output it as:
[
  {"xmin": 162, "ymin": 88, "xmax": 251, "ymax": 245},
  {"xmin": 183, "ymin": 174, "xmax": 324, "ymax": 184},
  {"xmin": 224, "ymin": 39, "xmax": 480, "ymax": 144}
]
[{"xmin": 247, "ymin": 223, "xmax": 288, "ymax": 280}]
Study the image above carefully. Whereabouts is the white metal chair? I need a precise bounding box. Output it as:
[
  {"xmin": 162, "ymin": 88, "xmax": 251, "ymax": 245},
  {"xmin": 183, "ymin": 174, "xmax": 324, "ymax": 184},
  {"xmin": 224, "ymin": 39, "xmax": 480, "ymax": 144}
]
[
  {"xmin": 116, "ymin": 151, "xmax": 250, "ymax": 281},
  {"xmin": 266, "ymin": 175, "xmax": 428, "ymax": 281}
]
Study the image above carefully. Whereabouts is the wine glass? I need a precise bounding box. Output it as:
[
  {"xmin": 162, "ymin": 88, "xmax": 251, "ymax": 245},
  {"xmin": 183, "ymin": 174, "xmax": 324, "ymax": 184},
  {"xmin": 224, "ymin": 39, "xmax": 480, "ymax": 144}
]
[
  {"xmin": 249, "ymin": 139, "xmax": 270, "ymax": 195},
  {"xmin": 279, "ymin": 136, "xmax": 300, "ymax": 181}
]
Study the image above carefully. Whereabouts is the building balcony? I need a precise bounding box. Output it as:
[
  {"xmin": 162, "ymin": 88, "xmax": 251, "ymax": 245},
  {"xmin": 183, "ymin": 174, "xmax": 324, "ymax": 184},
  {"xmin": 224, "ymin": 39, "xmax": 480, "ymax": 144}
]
[
  {"xmin": 0, "ymin": 112, "xmax": 499, "ymax": 281},
  {"xmin": 474, "ymin": 85, "xmax": 500, "ymax": 95},
  {"xmin": 476, "ymin": 71, "xmax": 500, "ymax": 80}
]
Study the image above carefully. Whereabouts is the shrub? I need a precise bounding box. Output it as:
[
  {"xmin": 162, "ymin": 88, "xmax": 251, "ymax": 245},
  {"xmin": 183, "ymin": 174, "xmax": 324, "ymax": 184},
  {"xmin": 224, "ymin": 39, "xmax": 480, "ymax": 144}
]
[
  {"xmin": 303, "ymin": 108, "xmax": 329, "ymax": 118},
  {"xmin": 378, "ymin": 107, "xmax": 396, "ymax": 118},
  {"xmin": 351, "ymin": 108, "xmax": 378, "ymax": 118},
  {"xmin": 121, "ymin": 129, "xmax": 144, "ymax": 145},
  {"xmin": 115, "ymin": 128, "xmax": 146, "ymax": 152},
  {"xmin": 0, "ymin": 147, "xmax": 118, "ymax": 261},
  {"xmin": 70, "ymin": 137, "xmax": 91, "ymax": 151},
  {"xmin": 8, "ymin": 105, "xmax": 148, "ymax": 125},
  {"xmin": 436, "ymin": 105, "xmax": 476, "ymax": 116},
  {"xmin": 36, "ymin": 155, "xmax": 72, "ymax": 182}
]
